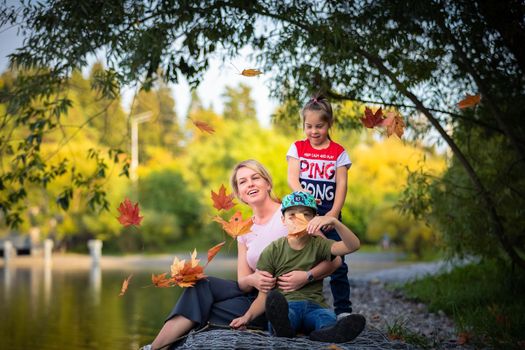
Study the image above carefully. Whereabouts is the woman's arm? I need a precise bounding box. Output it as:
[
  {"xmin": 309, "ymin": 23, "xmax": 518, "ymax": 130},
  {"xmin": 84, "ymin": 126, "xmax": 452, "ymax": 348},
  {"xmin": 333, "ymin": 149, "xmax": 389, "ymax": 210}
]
[
  {"xmin": 287, "ymin": 157, "xmax": 303, "ymax": 192},
  {"xmin": 237, "ymin": 241, "xmax": 276, "ymax": 293},
  {"xmin": 277, "ymin": 256, "xmax": 341, "ymax": 292},
  {"xmin": 326, "ymin": 166, "xmax": 348, "ymax": 218}
]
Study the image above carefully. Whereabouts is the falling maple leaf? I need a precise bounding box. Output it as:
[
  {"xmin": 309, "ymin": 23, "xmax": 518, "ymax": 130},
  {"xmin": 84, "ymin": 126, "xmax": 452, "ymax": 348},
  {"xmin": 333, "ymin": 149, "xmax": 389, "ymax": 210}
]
[
  {"xmin": 192, "ymin": 119, "xmax": 215, "ymax": 134},
  {"xmin": 457, "ymin": 94, "xmax": 481, "ymax": 109},
  {"xmin": 361, "ymin": 107, "xmax": 384, "ymax": 128},
  {"xmin": 287, "ymin": 212, "xmax": 309, "ymax": 238},
  {"xmin": 205, "ymin": 241, "xmax": 226, "ymax": 267},
  {"xmin": 170, "ymin": 249, "xmax": 207, "ymax": 287},
  {"xmin": 211, "ymin": 185, "xmax": 236, "ymax": 211},
  {"xmin": 240, "ymin": 68, "xmax": 263, "ymax": 77},
  {"xmin": 213, "ymin": 211, "xmax": 253, "ymax": 239},
  {"xmin": 117, "ymin": 198, "xmax": 143, "ymax": 227},
  {"xmin": 151, "ymin": 272, "xmax": 173, "ymax": 288},
  {"xmin": 381, "ymin": 112, "xmax": 405, "ymax": 138},
  {"xmin": 118, "ymin": 274, "xmax": 133, "ymax": 296}
]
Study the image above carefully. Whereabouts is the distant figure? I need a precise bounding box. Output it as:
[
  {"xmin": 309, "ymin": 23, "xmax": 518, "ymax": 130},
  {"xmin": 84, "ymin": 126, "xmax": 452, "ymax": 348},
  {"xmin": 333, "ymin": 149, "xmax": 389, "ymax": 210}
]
[{"xmin": 381, "ymin": 233, "xmax": 391, "ymax": 250}]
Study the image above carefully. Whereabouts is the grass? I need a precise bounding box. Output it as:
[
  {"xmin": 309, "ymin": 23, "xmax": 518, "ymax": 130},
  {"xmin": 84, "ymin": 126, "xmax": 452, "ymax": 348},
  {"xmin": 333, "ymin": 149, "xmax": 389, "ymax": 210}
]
[
  {"xmin": 400, "ymin": 259, "xmax": 525, "ymax": 349},
  {"xmin": 385, "ymin": 318, "xmax": 432, "ymax": 349}
]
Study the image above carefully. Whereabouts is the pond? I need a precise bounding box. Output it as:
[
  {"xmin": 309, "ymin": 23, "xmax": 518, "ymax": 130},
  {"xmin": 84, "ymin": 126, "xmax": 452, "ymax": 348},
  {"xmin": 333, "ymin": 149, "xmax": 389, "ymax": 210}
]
[
  {"xmin": 0, "ymin": 257, "xmax": 236, "ymax": 350},
  {"xmin": 0, "ymin": 252, "xmax": 407, "ymax": 349}
]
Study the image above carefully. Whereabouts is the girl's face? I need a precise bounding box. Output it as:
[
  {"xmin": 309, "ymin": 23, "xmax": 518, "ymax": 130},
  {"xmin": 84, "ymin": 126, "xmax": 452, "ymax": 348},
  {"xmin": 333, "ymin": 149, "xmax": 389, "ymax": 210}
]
[
  {"xmin": 235, "ymin": 167, "xmax": 271, "ymax": 205},
  {"xmin": 303, "ymin": 110, "xmax": 331, "ymax": 148}
]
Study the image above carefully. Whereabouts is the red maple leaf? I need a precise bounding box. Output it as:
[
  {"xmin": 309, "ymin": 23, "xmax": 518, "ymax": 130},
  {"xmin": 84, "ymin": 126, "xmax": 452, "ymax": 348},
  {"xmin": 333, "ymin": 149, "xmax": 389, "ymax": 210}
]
[
  {"xmin": 211, "ymin": 185, "xmax": 236, "ymax": 211},
  {"xmin": 205, "ymin": 241, "xmax": 226, "ymax": 267},
  {"xmin": 117, "ymin": 198, "xmax": 143, "ymax": 227},
  {"xmin": 361, "ymin": 107, "xmax": 384, "ymax": 128}
]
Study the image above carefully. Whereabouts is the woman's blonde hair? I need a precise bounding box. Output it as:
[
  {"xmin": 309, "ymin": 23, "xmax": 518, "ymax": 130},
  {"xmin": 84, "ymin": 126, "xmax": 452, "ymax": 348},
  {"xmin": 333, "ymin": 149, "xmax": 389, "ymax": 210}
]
[{"xmin": 230, "ymin": 159, "xmax": 277, "ymax": 203}]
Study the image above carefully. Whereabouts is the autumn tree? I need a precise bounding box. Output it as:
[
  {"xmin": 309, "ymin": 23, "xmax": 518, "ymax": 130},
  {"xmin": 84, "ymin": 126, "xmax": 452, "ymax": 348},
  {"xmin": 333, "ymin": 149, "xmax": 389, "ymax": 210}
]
[
  {"xmin": 222, "ymin": 83, "xmax": 257, "ymax": 121},
  {"xmin": 2, "ymin": 0, "xmax": 524, "ymax": 267}
]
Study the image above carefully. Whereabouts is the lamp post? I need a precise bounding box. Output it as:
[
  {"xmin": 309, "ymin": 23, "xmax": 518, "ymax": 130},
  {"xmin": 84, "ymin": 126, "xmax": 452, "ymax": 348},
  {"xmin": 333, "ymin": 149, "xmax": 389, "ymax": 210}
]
[{"xmin": 130, "ymin": 112, "xmax": 152, "ymax": 183}]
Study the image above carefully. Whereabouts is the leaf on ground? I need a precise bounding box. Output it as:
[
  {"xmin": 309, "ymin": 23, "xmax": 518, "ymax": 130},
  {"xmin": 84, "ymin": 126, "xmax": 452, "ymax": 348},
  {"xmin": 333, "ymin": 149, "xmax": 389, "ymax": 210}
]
[
  {"xmin": 326, "ymin": 344, "xmax": 343, "ymax": 350},
  {"xmin": 211, "ymin": 184, "xmax": 236, "ymax": 211},
  {"xmin": 117, "ymin": 198, "xmax": 143, "ymax": 227},
  {"xmin": 118, "ymin": 274, "xmax": 133, "ymax": 296},
  {"xmin": 213, "ymin": 211, "xmax": 253, "ymax": 239},
  {"xmin": 361, "ymin": 107, "xmax": 384, "ymax": 128},
  {"xmin": 206, "ymin": 241, "xmax": 226, "ymax": 267},
  {"xmin": 192, "ymin": 119, "xmax": 215, "ymax": 134},
  {"xmin": 457, "ymin": 94, "xmax": 481, "ymax": 109},
  {"xmin": 457, "ymin": 332, "xmax": 471, "ymax": 345},
  {"xmin": 240, "ymin": 69, "xmax": 263, "ymax": 77},
  {"xmin": 381, "ymin": 112, "xmax": 405, "ymax": 138},
  {"xmin": 287, "ymin": 212, "xmax": 309, "ymax": 238}
]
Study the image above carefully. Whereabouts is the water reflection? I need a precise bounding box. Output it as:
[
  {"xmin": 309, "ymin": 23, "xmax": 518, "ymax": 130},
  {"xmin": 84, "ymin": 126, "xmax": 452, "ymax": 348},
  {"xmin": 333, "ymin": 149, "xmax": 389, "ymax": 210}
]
[{"xmin": 89, "ymin": 264, "xmax": 102, "ymax": 305}]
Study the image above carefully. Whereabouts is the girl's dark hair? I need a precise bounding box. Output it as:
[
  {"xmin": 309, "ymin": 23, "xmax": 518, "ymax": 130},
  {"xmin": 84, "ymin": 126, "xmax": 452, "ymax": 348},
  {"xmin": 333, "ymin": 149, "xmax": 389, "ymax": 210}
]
[{"xmin": 301, "ymin": 92, "xmax": 334, "ymax": 127}]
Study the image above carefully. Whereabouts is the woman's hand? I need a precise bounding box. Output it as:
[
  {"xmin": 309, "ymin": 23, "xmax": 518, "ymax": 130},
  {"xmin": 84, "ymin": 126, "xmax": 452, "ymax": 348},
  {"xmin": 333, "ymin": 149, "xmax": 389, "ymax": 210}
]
[
  {"xmin": 277, "ymin": 271, "xmax": 308, "ymax": 292},
  {"xmin": 307, "ymin": 215, "xmax": 337, "ymax": 235},
  {"xmin": 251, "ymin": 270, "xmax": 276, "ymax": 293},
  {"xmin": 230, "ymin": 314, "xmax": 250, "ymax": 329}
]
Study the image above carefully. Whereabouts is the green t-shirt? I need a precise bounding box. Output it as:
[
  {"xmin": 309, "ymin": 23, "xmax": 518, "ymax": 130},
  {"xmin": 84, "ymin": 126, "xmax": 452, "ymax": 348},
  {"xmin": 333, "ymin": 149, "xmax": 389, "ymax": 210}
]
[{"xmin": 257, "ymin": 235, "xmax": 335, "ymax": 307}]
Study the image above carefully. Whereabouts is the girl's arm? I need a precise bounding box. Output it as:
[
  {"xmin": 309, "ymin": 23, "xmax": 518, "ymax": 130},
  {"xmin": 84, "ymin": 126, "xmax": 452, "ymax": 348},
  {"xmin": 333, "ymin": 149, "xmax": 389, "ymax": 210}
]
[
  {"xmin": 287, "ymin": 157, "xmax": 304, "ymax": 192},
  {"xmin": 326, "ymin": 166, "xmax": 348, "ymax": 218},
  {"xmin": 277, "ymin": 256, "xmax": 341, "ymax": 292},
  {"xmin": 237, "ymin": 242, "xmax": 276, "ymax": 293}
]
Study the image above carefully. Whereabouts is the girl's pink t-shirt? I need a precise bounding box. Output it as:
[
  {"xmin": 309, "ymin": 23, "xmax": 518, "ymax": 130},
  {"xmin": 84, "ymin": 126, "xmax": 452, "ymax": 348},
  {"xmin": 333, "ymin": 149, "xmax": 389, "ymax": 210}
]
[{"xmin": 237, "ymin": 208, "xmax": 288, "ymax": 271}]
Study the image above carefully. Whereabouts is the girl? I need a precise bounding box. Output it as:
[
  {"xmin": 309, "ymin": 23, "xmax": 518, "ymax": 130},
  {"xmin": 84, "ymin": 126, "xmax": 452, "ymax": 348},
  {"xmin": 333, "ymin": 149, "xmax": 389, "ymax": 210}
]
[{"xmin": 286, "ymin": 93, "xmax": 353, "ymax": 319}]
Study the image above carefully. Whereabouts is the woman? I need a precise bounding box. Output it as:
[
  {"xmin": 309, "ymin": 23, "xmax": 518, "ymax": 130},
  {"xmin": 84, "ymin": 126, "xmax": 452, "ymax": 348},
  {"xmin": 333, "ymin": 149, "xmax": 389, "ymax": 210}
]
[{"xmin": 144, "ymin": 160, "xmax": 340, "ymax": 350}]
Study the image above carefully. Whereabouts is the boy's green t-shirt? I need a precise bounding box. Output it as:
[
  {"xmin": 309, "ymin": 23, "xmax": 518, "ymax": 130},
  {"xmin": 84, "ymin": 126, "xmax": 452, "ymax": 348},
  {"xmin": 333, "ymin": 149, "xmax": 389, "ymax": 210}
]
[{"xmin": 256, "ymin": 235, "xmax": 335, "ymax": 307}]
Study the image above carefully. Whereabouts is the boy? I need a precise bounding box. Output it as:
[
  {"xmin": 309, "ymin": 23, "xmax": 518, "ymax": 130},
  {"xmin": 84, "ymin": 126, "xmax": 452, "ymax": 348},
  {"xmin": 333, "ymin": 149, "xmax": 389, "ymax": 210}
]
[{"xmin": 230, "ymin": 191, "xmax": 366, "ymax": 343}]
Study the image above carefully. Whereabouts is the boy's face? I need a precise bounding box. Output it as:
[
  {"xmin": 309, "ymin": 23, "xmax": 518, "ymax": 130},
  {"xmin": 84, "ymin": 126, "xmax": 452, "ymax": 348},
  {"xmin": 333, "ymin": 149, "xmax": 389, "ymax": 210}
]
[{"xmin": 282, "ymin": 206, "xmax": 315, "ymax": 234}]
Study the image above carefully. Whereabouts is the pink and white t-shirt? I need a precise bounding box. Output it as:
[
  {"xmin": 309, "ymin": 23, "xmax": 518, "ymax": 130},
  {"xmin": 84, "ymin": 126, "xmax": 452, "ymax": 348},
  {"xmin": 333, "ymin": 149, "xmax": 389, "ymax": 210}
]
[
  {"xmin": 287, "ymin": 139, "xmax": 351, "ymax": 215},
  {"xmin": 237, "ymin": 208, "xmax": 288, "ymax": 271}
]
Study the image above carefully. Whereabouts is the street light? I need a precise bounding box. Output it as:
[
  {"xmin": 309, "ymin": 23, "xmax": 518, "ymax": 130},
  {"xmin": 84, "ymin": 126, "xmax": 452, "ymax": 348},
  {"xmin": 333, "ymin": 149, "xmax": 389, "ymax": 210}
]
[{"xmin": 130, "ymin": 111, "xmax": 152, "ymax": 183}]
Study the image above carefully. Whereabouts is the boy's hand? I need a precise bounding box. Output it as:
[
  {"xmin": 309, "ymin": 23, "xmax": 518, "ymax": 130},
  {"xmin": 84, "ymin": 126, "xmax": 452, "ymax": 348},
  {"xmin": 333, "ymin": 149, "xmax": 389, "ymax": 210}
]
[
  {"xmin": 251, "ymin": 270, "xmax": 276, "ymax": 293},
  {"xmin": 277, "ymin": 271, "xmax": 308, "ymax": 292},
  {"xmin": 230, "ymin": 314, "xmax": 250, "ymax": 329},
  {"xmin": 321, "ymin": 211, "xmax": 340, "ymax": 231},
  {"xmin": 307, "ymin": 215, "xmax": 337, "ymax": 235}
]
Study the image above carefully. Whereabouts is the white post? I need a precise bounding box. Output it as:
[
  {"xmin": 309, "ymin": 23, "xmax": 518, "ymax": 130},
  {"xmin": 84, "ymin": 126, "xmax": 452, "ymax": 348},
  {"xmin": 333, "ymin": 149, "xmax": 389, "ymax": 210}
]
[
  {"xmin": 130, "ymin": 112, "xmax": 152, "ymax": 183},
  {"xmin": 88, "ymin": 239, "xmax": 103, "ymax": 266},
  {"xmin": 43, "ymin": 239, "xmax": 54, "ymax": 266},
  {"xmin": 3, "ymin": 241, "xmax": 14, "ymax": 264}
]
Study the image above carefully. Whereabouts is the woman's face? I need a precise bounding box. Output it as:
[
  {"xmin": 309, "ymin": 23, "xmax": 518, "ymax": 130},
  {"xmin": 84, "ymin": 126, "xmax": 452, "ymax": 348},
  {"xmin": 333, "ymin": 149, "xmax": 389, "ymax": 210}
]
[{"xmin": 235, "ymin": 167, "xmax": 271, "ymax": 205}]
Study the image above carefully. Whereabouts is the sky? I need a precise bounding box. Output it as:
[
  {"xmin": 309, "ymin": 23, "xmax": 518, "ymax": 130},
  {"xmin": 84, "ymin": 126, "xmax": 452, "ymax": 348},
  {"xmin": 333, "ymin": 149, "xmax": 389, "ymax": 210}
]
[{"xmin": 0, "ymin": 17, "xmax": 279, "ymax": 127}]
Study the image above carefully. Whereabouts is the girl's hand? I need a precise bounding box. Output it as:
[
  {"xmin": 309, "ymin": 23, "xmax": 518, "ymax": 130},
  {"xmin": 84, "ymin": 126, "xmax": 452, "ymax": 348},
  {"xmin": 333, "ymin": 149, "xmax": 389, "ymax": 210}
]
[
  {"xmin": 277, "ymin": 271, "xmax": 308, "ymax": 292},
  {"xmin": 307, "ymin": 216, "xmax": 336, "ymax": 235},
  {"xmin": 230, "ymin": 315, "xmax": 250, "ymax": 329},
  {"xmin": 251, "ymin": 270, "xmax": 276, "ymax": 293}
]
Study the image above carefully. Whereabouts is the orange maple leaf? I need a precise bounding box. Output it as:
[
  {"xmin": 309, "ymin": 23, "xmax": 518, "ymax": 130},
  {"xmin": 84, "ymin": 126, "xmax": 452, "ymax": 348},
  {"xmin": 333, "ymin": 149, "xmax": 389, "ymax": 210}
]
[
  {"xmin": 205, "ymin": 241, "xmax": 226, "ymax": 267},
  {"xmin": 457, "ymin": 94, "xmax": 481, "ymax": 109},
  {"xmin": 117, "ymin": 198, "xmax": 143, "ymax": 227},
  {"xmin": 240, "ymin": 68, "xmax": 263, "ymax": 77},
  {"xmin": 287, "ymin": 212, "xmax": 309, "ymax": 238},
  {"xmin": 151, "ymin": 272, "xmax": 173, "ymax": 288},
  {"xmin": 170, "ymin": 249, "xmax": 207, "ymax": 288},
  {"xmin": 381, "ymin": 112, "xmax": 405, "ymax": 138},
  {"xmin": 361, "ymin": 107, "xmax": 384, "ymax": 128},
  {"xmin": 457, "ymin": 332, "xmax": 471, "ymax": 345},
  {"xmin": 211, "ymin": 185, "xmax": 236, "ymax": 211},
  {"xmin": 213, "ymin": 211, "xmax": 253, "ymax": 239},
  {"xmin": 192, "ymin": 119, "xmax": 215, "ymax": 134},
  {"xmin": 118, "ymin": 274, "xmax": 133, "ymax": 296}
]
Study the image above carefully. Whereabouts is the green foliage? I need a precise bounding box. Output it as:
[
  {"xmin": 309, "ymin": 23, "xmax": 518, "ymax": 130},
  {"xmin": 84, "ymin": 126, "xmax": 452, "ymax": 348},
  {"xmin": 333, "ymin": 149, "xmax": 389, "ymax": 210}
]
[
  {"xmin": 402, "ymin": 260, "xmax": 525, "ymax": 349},
  {"xmin": 386, "ymin": 318, "xmax": 432, "ymax": 349}
]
